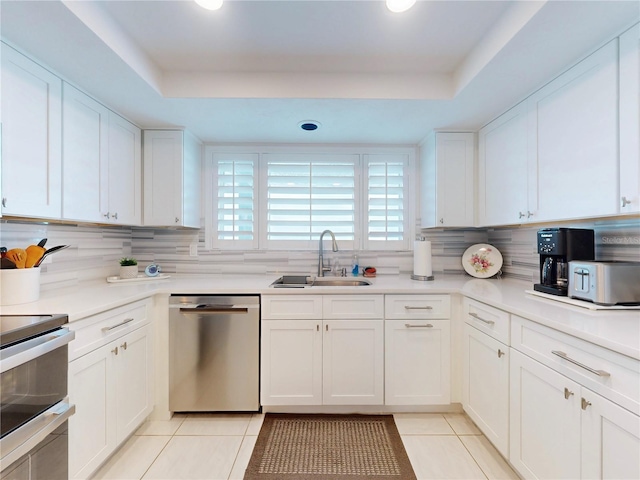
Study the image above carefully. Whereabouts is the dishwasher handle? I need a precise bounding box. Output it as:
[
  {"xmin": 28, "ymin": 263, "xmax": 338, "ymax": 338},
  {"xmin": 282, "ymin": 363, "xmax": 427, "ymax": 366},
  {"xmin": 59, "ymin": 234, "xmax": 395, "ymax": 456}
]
[{"xmin": 179, "ymin": 305, "xmax": 249, "ymax": 314}]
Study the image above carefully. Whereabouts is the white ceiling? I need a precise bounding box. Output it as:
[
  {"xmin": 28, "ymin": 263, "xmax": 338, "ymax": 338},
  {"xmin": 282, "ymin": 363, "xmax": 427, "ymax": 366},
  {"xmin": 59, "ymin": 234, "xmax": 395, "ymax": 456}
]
[{"xmin": 1, "ymin": 0, "xmax": 638, "ymax": 145}]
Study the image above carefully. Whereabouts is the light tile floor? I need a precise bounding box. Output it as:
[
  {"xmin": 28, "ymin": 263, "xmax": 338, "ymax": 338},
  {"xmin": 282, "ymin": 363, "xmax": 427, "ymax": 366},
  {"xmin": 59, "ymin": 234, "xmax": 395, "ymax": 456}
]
[{"xmin": 92, "ymin": 412, "xmax": 519, "ymax": 480}]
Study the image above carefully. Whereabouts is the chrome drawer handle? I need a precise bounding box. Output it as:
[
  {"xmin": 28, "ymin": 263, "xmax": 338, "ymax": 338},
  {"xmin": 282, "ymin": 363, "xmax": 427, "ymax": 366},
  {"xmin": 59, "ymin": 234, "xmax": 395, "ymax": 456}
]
[
  {"xmin": 404, "ymin": 323, "xmax": 434, "ymax": 328},
  {"xmin": 102, "ymin": 317, "xmax": 135, "ymax": 332},
  {"xmin": 469, "ymin": 312, "xmax": 495, "ymax": 325},
  {"xmin": 551, "ymin": 351, "xmax": 611, "ymax": 377},
  {"xmin": 404, "ymin": 305, "xmax": 433, "ymax": 310}
]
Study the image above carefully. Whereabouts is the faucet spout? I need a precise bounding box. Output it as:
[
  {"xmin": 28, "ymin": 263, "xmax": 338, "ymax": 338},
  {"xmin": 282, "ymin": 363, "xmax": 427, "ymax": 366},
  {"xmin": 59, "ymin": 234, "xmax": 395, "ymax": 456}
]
[{"xmin": 318, "ymin": 229, "xmax": 338, "ymax": 277}]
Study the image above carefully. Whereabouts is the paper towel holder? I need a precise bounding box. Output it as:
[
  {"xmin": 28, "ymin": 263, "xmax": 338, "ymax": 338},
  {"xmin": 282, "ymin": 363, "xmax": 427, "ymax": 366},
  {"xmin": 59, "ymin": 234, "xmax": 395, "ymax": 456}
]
[
  {"xmin": 412, "ymin": 236, "xmax": 434, "ymax": 281},
  {"xmin": 411, "ymin": 273, "xmax": 434, "ymax": 281}
]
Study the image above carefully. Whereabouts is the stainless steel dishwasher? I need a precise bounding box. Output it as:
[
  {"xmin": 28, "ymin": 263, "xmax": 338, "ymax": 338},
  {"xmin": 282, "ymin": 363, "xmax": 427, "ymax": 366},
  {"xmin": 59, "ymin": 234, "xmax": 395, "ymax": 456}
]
[{"xmin": 169, "ymin": 295, "xmax": 260, "ymax": 412}]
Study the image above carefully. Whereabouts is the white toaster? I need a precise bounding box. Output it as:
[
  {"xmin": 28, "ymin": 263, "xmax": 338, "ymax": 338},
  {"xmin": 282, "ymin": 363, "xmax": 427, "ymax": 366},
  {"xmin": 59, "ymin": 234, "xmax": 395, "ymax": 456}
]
[{"xmin": 568, "ymin": 261, "xmax": 640, "ymax": 306}]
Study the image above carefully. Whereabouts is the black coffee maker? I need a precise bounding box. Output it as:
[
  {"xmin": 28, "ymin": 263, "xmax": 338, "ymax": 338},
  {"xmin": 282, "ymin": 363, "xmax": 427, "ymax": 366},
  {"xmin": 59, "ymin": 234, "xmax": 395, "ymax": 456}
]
[{"xmin": 534, "ymin": 228, "xmax": 595, "ymax": 296}]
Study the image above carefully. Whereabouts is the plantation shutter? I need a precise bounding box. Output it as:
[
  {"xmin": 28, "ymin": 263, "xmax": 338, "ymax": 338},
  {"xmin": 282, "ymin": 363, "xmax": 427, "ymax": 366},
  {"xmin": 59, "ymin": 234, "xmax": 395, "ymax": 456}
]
[
  {"xmin": 264, "ymin": 153, "xmax": 358, "ymax": 250},
  {"xmin": 212, "ymin": 153, "xmax": 257, "ymax": 248},
  {"xmin": 365, "ymin": 154, "xmax": 408, "ymax": 250}
]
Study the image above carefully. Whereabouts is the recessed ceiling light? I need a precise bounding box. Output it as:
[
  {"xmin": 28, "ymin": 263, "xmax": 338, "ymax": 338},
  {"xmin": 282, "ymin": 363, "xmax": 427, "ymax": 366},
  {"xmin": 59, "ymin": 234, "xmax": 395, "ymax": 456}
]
[
  {"xmin": 386, "ymin": 0, "xmax": 416, "ymax": 13},
  {"xmin": 299, "ymin": 121, "xmax": 321, "ymax": 132},
  {"xmin": 195, "ymin": 0, "xmax": 223, "ymax": 11}
]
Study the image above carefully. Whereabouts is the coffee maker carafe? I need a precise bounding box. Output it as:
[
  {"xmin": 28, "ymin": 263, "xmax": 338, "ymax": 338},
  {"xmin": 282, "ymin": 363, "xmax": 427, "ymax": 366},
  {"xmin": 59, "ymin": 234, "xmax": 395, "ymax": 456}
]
[{"xmin": 534, "ymin": 228, "xmax": 594, "ymax": 296}]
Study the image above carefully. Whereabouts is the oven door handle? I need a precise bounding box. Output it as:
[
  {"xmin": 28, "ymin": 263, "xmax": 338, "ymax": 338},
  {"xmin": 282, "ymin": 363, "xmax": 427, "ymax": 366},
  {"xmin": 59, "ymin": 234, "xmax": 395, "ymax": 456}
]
[
  {"xmin": 0, "ymin": 401, "xmax": 75, "ymax": 472},
  {"xmin": 0, "ymin": 328, "xmax": 75, "ymax": 373}
]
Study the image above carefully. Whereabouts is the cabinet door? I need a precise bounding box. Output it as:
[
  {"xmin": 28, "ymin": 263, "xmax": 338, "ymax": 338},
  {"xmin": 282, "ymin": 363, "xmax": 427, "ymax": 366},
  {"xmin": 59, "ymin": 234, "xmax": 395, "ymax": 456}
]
[
  {"xmin": 143, "ymin": 130, "xmax": 184, "ymax": 226},
  {"xmin": 462, "ymin": 324, "xmax": 509, "ymax": 457},
  {"xmin": 619, "ymin": 23, "xmax": 640, "ymax": 214},
  {"xmin": 115, "ymin": 326, "xmax": 153, "ymax": 442},
  {"xmin": 62, "ymin": 83, "xmax": 110, "ymax": 222},
  {"xmin": 261, "ymin": 320, "xmax": 322, "ymax": 405},
  {"xmin": 478, "ymin": 103, "xmax": 529, "ymax": 226},
  {"xmin": 510, "ymin": 350, "xmax": 581, "ymax": 480},
  {"xmin": 421, "ymin": 132, "xmax": 475, "ymax": 228},
  {"xmin": 581, "ymin": 389, "xmax": 640, "ymax": 480},
  {"xmin": 68, "ymin": 342, "xmax": 117, "ymax": 480},
  {"xmin": 182, "ymin": 130, "xmax": 202, "ymax": 228},
  {"xmin": 385, "ymin": 319, "xmax": 450, "ymax": 405},
  {"xmin": 528, "ymin": 40, "xmax": 619, "ymax": 222},
  {"xmin": 108, "ymin": 113, "xmax": 142, "ymax": 225},
  {"xmin": 1, "ymin": 44, "xmax": 62, "ymax": 219},
  {"xmin": 323, "ymin": 319, "xmax": 384, "ymax": 405}
]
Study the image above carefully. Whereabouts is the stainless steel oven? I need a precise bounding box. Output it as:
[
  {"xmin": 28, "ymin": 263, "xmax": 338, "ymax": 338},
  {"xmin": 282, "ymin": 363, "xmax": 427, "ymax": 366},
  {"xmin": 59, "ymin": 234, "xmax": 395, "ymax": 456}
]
[{"xmin": 0, "ymin": 314, "xmax": 75, "ymax": 480}]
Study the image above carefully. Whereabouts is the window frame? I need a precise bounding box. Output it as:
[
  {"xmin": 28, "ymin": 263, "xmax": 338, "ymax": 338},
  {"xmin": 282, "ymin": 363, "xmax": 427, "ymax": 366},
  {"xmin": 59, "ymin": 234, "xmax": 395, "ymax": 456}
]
[{"xmin": 205, "ymin": 144, "xmax": 416, "ymax": 252}]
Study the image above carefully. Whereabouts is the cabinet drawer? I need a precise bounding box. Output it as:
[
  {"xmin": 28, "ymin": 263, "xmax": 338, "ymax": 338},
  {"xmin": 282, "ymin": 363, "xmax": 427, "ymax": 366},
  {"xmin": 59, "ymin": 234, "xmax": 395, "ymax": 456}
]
[
  {"xmin": 69, "ymin": 300, "xmax": 150, "ymax": 361},
  {"xmin": 463, "ymin": 298, "xmax": 510, "ymax": 345},
  {"xmin": 385, "ymin": 295, "xmax": 450, "ymax": 319},
  {"xmin": 511, "ymin": 315, "xmax": 640, "ymax": 415},
  {"xmin": 322, "ymin": 295, "xmax": 384, "ymax": 319},
  {"xmin": 261, "ymin": 295, "xmax": 323, "ymax": 319}
]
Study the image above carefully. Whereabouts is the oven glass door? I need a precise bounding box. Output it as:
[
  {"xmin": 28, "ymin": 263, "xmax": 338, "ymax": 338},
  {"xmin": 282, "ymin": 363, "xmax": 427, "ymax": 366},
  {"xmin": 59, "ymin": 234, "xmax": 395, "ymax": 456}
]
[{"xmin": 0, "ymin": 328, "xmax": 73, "ymax": 438}]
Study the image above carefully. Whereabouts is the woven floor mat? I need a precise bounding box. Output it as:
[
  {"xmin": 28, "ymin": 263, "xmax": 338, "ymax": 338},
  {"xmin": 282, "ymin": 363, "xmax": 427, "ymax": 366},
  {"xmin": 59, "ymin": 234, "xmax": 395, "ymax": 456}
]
[{"xmin": 244, "ymin": 414, "xmax": 417, "ymax": 480}]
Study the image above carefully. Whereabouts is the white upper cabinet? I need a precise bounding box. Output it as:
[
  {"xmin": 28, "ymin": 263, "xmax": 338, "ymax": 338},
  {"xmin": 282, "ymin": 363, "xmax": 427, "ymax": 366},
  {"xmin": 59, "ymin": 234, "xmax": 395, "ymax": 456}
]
[
  {"xmin": 421, "ymin": 132, "xmax": 475, "ymax": 228},
  {"xmin": 108, "ymin": 114, "xmax": 142, "ymax": 225},
  {"xmin": 1, "ymin": 43, "xmax": 62, "ymax": 219},
  {"xmin": 527, "ymin": 40, "xmax": 619, "ymax": 222},
  {"xmin": 478, "ymin": 102, "xmax": 530, "ymax": 226},
  {"xmin": 62, "ymin": 84, "xmax": 142, "ymax": 225},
  {"xmin": 619, "ymin": 23, "xmax": 640, "ymax": 214},
  {"xmin": 62, "ymin": 83, "xmax": 110, "ymax": 223},
  {"xmin": 143, "ymin": 130, "xmax": 202, "ymax": 228}
]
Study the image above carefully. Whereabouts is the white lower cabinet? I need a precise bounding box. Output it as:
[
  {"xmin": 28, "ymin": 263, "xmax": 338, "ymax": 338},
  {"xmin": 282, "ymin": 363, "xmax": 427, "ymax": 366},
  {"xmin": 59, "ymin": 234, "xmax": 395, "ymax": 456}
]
[
  {"xmin": 68, "ymin": 301, "xmax": 153, "ymax": 480},
  {"xmin": 385, "ymin": 319, "xmax": 450, "ymax": 405},
  {"xmin": 261, "ymin": 295, "xmax": 384, "ymax": 406},
  {"xmin": 510, "ymin": 349, "xmax": 640, "ymax": 480},
  {"xmin": 261, "ymin": 318, "xmax": 383, "ymax": 406},
  {"xmin": 323, "ymin": 319, "xmax": 384, "ymax": 405},
  {"xmin": 260, "ymin": 319, "xmax": 323, "ymax": 405},
  {"xmin": 462, "ymin": 323, "xmax": 509, "ymax": 457},
  {"xmin": 510, "ymin": 349, "xmax": 582, "ymax": 479}
]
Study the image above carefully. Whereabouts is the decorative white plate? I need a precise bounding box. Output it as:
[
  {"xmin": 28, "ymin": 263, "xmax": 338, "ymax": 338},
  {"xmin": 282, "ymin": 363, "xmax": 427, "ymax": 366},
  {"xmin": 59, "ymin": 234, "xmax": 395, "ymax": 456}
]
[
  {"xmin": 107, "ymin": 274, "xmax": 170, "ymax": 283},
  {"xmin": 462, "ymin": 244, "xmax": 503, "ymax": 278}
]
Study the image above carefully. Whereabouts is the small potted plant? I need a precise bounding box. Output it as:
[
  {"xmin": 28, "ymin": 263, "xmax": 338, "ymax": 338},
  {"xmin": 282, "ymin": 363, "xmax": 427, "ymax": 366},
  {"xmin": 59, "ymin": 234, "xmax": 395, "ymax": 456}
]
[{"xmin": 119, "ymin": 257, "xmax": 138, "ymax": 279}]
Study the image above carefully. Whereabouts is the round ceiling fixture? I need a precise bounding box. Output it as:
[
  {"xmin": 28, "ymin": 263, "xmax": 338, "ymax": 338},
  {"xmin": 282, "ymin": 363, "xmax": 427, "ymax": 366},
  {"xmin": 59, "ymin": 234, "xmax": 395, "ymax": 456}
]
[
  {"xmin": 195, "ymin": 0, "xmax": 223, "ymax": 11},
  {"xmin": 386, "ymin": 0, "xmax": 416, "ymax": 13},
  {"xmin": 299, "ymin": 120, "xmax": 321, "ymax": 132}
]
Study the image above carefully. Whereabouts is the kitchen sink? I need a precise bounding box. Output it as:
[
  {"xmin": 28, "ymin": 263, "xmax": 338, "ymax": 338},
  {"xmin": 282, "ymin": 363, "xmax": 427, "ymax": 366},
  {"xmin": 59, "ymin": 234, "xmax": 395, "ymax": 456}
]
[{"xmin": 270, "ymin": 275, "xmax": 371, "ymax": 288}]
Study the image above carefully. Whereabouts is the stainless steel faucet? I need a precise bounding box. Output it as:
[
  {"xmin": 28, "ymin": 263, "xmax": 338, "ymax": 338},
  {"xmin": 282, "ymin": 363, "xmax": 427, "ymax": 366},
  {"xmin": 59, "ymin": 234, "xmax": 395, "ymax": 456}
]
[{"xmin": 318, "ymin": 229, "xmax": 338, "ymax": 277}]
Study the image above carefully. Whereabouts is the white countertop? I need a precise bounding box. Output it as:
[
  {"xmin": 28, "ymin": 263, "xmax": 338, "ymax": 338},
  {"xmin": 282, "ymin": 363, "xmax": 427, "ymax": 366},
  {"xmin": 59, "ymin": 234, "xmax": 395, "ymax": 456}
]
[{"xmin": 2, "ymin": 273, "xmax": 638, "ymax": 360}]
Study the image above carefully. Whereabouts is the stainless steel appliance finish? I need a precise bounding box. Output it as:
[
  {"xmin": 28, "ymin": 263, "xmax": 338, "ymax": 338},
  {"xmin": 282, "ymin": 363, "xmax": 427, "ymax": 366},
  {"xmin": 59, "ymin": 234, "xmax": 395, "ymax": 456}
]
[
  {"xmin": 169, "ymin": 295, "xmax": 260, "ymax": 412},
  {"xmin": 568, "ymin": 261, "xmax": 640, "ymax": 305},
  {"xmin": 0, "ymin": 314, "xmax": 75, "ymax": 479}
]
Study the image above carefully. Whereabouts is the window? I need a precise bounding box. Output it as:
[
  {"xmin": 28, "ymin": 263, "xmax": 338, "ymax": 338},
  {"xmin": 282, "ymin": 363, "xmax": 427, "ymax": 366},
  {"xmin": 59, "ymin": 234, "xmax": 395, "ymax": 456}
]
[{"xmin": 206, "ymin": 146, "xmax": 414, "ymax": 251}]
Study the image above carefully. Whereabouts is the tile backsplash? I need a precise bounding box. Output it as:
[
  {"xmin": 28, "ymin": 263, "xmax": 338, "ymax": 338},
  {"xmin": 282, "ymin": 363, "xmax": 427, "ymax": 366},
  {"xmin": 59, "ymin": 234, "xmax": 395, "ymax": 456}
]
[{"xmin": 1, "ymin": 217, "xmax": 638, "ymax": 290}]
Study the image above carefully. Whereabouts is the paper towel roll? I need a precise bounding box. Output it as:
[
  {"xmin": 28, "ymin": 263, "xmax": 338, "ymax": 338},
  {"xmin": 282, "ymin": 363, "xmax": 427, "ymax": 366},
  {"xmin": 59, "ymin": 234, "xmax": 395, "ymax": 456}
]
[{"xmin": 413, "ymin": 239, "xmax": 433, "ymax": 279}]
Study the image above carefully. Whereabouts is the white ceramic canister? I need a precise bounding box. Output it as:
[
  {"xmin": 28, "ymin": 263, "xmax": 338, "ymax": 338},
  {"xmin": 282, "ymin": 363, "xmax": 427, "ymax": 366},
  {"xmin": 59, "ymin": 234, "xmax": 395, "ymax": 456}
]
[{"xmin": 0, "ymin": 267, "xmax": 41, "ymax": 306}]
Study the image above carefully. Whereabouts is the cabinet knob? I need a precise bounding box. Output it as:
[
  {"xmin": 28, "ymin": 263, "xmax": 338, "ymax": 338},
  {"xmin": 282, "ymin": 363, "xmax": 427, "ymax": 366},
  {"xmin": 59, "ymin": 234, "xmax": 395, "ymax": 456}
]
[
  {"xmin": 527, "ymin": 211, "xmax": 534, "ymax": 218},
  {"xmin": 1, "ymin": 197, "xmax": 6, "ymax": 208},
  {"xmin": 621, "ymin": 196, "xmax": 632, "ymax": 207},
  {"xmin": 581, "ymin": 398, "xmax": 592, "ymax": 410},
  {"xmin": 111, "ymin": 212, "xmax": 118, "ymax": 220},
  {"xmin": 120, "ymin": 341, "xmax": 127, "ymax": 350},
  {"xmin": 111, "ymin": 346, "xmax": 119, "ymax": 356},
  {"xmin": 564, "ymin": 387, "xmax": 574, "ymax": 400},
  {"xmin": 175, "ymin": 217, "xmax": 180, "ymax": 223},
  {"xmin": 439, "ymin": 218, "xmax": 444, "ymax": 224},
  {"xmin": 518, "ymin": 211, "xmax": 526, "ymax": 219},
  {"xmin": 497, "ymin": 349, "xmax": 505, "ymax": 358},
  {"xmin": 103, "ymin": 212, "xmax": 110, "ymax": 219}
]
